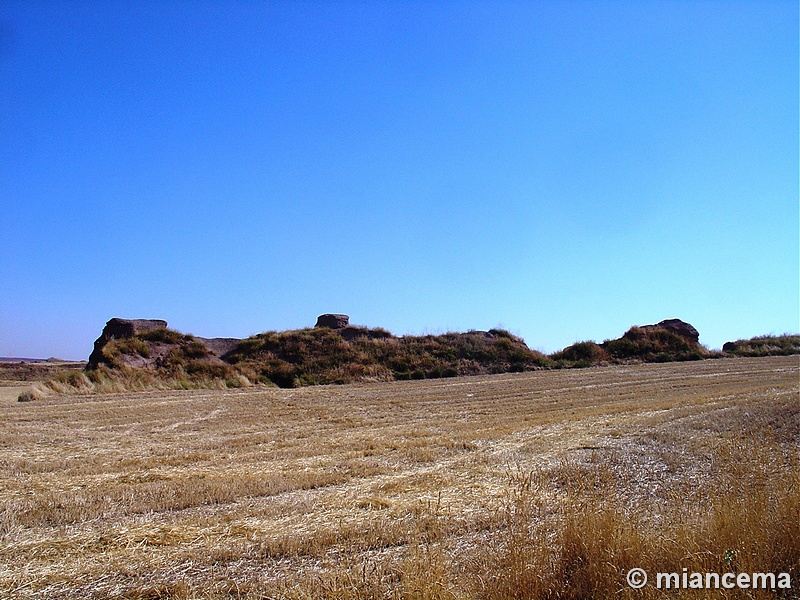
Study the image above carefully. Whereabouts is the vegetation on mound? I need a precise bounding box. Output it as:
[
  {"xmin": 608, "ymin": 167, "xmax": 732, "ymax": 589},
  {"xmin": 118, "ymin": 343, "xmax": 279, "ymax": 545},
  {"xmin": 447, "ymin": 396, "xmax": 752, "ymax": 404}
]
[
  {"xmin": 602, "ymin": 326, "xmax": 709, "ymax": 362},
  {"xmin": 550, "ymin": 341, "xmax": 611, "ymax": 368},
  {"xmin": 50, "ymin": 325, "xmax": 547, "ymax": 392},
  {"xmin": 723, "ymin": 334, "xmax": 800, "ymax": 357},
  {"xmin": 551, "ymin": 327, "xmax": 713, "ymax": 368},
  {"xmin": 71, "ymin": 327, "xmax": 248, "ymax": 393},
  {"xmin": 92, "ymin": 327, "xmax": 211, "ymax": 369},
  {"xmin": 28, "ymin": 320, "xmax": 799, "ymax": 397},
  {"xmin": 551, "ymin": 330, "xmax": 800, "ymax": 370},
  {"xmin": 226, "ymin": 327, "xmax": 378, "ymax": 387},
  {"xmin": 226, "ymin": 327, "xmax": 548, "ymax": 387}
]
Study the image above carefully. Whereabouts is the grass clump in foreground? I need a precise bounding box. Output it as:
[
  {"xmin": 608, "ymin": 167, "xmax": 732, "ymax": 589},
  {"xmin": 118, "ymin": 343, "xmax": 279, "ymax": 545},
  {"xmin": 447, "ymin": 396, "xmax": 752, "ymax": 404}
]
[
  {"xmin": 288, "ymin": 387, "xmax": 800, "ymax": 600},
  {"xmin": 475, "ymin": 447, "xmax": 799, "ymax": 600}
]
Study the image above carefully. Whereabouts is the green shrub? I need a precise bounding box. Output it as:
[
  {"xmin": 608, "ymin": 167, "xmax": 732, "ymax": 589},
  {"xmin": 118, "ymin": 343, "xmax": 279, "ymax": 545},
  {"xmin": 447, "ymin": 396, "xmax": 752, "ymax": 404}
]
[
  {"xmin": 138, "ymin": 328, "xmax": 187, "ymax": 344},
  {"xmin": 93, "ymin": 337, "xmax": 152, "ymax": 368},
  {"xmin": 159, "ymin": 347, "xmax": 187, "ymax": 371},
  {"xmin": 115, "ymin": 337, "xmax": 152, "ymax": 358},
  {"xmin": 184, "ymin": 340, "xmax": 210, "ymax": 359}
]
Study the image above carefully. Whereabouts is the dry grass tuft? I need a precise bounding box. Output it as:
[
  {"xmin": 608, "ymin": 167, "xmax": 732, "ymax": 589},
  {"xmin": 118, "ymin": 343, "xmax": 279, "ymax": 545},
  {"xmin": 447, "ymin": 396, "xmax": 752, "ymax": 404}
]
[{"xmin": 16, "ymin": 386, "xmax": 46, "ymax": 402}]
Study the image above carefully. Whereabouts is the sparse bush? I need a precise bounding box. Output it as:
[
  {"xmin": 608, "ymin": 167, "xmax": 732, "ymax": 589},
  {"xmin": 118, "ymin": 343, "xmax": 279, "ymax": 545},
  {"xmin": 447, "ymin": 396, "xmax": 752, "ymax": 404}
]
[
  {"xmin": 137, "ymin": 327, "xmax": 187, "ymax": 344},
  {"xmin": 602, "ymin": 326, "xmax": 706, "ymax": 362},
  {"xmin": 116, "ymin": 337, "xmax": 152, "ymax": 358},
  {"xmin": 184, "ymin": 360, "xmax": 236, "ymax": 380},
  {"xmin": 17, "ymin": 387, "xmax": 45, "ymax": 402},
  {"xmin": 723, "ymin": 334, "xmax": 800, "ymax": 357},
  {"xmin": 93, "ymin": 336, "xmax": 152, "ymax": 368},
  {"xmin": 184, "ymin": 340, "xmax": 210, "ymax": 359},
  {"xmin": 551, "ymin": 341, "xmax": 611, "ymax": 367}
]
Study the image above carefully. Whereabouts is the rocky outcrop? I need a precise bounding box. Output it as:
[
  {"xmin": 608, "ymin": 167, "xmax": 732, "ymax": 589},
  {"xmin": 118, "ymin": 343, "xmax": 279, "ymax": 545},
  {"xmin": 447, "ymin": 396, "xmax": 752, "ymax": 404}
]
[
  {"xmin": 640, "ymin": 319, "xmax": 700, "ymax": 343},
  {"xmin": 315, "ymin": 314, "xmax": 350, "ymax": 329},
  {"xmin": 194, "ymin": 337, "xmax": 241, "ymax": 358},
  {"xmin": 100, "ymin": 318, "xmax": 168, "ymax": 338},
  {"xmin": 88, "ymin": 318, "xmax": 168, "ymax": 367},
  {"xmin": 88, "ymin": 317, "xmax": 245, "ymax": 367}
]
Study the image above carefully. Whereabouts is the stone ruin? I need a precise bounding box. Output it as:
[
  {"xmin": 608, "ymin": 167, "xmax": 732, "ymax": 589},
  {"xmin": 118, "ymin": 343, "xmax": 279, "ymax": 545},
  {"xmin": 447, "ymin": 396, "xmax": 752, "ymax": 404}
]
[
  {"xmin": 89, "ymin": 315, "xmax": 362, "ymax": 368},
  {"xmin": 312, "ymin": 314, "xmax": 394, "ymax": 341},
  {"xmin": 88, "ymin": 318, "xmax": 167, "ymax": 367},
  {"xmin": 87, "ymin": 318, "xmax": 242, "ymax": 368},
  {"xmin": 640, "ymin": 319, "xmax": 700, "ymax": 343},
  {"xmin": 315, "ymin": 314, "xmax": 350, "ymax": 329}
]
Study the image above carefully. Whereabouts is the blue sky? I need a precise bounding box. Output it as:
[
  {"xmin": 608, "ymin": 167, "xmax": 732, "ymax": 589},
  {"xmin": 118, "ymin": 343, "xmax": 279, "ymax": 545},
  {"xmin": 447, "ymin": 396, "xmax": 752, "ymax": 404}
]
[{"xmin": 1, "ymin": 0, "xmax": 797, "ymax": 360}]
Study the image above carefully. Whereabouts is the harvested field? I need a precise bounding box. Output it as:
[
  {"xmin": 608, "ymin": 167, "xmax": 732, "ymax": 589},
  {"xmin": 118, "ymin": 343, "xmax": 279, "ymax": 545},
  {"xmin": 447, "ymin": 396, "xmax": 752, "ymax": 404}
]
[{"xmin": 1, "ymin": 356, "xmax": 798, "ymax": 599}]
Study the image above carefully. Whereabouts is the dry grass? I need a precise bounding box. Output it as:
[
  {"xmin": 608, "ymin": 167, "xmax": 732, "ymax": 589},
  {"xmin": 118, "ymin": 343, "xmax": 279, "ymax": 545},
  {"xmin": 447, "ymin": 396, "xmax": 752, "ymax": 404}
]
[{"xmin": 0, "ymin": 356, "xmax": 797, "ymax": 599}]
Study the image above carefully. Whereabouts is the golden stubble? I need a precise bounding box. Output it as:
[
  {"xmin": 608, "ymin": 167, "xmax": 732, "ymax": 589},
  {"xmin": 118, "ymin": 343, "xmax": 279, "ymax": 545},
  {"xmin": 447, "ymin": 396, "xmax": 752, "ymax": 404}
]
[{"xmin": 0, "ymin": 356, "xmax": 797, "ymax": 599}]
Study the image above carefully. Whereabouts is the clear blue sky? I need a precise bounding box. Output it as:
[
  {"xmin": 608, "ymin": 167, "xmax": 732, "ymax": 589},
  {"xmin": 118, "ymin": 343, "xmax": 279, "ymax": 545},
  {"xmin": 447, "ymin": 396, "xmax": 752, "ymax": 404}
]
[{"xmin": 1, "ymin": 0, "xmax": 797, "ymax": 360}]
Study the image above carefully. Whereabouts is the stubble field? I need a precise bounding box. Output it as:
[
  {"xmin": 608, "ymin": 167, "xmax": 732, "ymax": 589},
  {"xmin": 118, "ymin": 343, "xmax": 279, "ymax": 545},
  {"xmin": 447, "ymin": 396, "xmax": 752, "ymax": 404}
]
[{"xmin": 1, "ymin": 356, "xmax": 798, "ymax": 599}]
